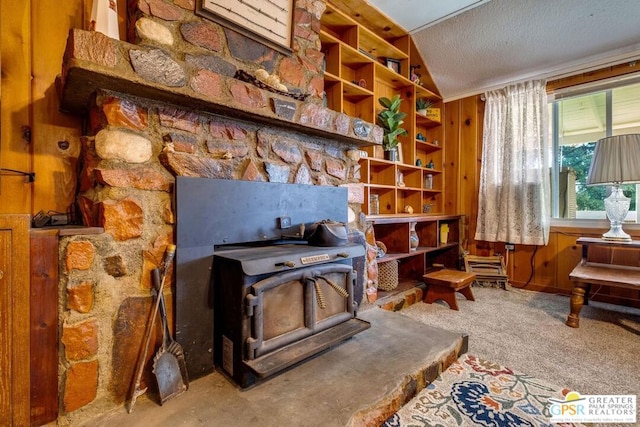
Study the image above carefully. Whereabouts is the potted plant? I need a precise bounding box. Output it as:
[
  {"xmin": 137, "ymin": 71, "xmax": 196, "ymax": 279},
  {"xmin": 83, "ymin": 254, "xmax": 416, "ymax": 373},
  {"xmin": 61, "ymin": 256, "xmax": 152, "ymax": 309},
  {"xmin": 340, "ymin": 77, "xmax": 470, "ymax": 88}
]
[
  {"xmin": 377, "ymin": 95, "xmax": 408, "ymax": 161},
  {"xmin": 416, "ymin": 98, "xmax": 433, "ymax": 116}
]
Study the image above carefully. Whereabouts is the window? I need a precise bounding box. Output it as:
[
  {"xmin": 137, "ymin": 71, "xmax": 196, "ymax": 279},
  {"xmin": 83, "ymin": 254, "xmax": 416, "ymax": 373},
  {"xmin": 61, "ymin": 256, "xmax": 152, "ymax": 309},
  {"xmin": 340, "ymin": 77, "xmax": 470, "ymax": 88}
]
[{"xmin": 550, "ymin": 78, "xmax": 640, "ymax": 221}]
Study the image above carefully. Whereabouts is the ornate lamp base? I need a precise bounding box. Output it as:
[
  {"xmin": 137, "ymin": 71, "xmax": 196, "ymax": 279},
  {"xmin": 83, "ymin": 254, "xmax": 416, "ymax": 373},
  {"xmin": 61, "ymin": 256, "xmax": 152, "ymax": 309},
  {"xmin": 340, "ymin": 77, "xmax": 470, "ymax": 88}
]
[{"xmin": 602, "ymin": 186, "xmax": 632, "ymax": 242}]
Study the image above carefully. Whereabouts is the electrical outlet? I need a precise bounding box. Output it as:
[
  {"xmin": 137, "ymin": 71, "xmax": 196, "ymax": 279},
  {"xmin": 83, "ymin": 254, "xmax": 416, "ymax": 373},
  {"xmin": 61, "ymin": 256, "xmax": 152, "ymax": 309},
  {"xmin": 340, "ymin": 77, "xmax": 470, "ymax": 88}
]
[{"xmin": 505, "ymin": 243, "xmax": 515, "ymax": 251}]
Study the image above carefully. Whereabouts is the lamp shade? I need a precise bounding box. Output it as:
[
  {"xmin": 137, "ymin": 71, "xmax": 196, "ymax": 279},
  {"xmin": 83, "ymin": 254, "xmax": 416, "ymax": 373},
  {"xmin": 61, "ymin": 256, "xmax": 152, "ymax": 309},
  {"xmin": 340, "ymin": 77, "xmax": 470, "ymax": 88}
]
[{"xmin": 587, "ymin": 134, "xmax": 640, "ymax": 186}]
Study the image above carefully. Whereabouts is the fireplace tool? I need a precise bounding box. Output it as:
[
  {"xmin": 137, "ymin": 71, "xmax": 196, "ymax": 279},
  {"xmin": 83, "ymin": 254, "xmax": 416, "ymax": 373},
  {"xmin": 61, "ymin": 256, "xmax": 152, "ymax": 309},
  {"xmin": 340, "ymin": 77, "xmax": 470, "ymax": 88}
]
[
  {"xmin": 152, "ymin": 266, "xmax": 189, "ymax": 403},
  {"xmin": 127, "ymin": 244, "xmax": 176, "ymax": 413}
]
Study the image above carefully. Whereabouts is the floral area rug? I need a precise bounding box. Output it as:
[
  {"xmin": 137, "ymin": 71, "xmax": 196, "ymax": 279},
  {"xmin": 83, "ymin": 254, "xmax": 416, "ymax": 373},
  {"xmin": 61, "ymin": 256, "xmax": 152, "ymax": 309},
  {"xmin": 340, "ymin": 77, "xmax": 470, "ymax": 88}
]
[{"xmin": 383, "ymin": 354, "xmax": 584, "ymax": 427}]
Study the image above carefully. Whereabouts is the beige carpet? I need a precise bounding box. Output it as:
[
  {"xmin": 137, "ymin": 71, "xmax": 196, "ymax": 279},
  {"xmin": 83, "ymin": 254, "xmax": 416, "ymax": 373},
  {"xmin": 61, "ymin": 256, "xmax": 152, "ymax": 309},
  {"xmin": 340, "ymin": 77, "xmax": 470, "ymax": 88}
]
[{"xmin": 397, "ymin": 286, "xmax": 640, "ymax": 424}]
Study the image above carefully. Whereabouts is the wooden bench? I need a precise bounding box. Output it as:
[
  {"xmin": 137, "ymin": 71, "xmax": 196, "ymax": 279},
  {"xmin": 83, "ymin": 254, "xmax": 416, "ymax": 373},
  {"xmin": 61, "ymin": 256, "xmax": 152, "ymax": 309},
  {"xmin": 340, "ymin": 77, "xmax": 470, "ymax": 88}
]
[
  {"xmin": 566, "ymin": 237, "xmax": 640, "ymax": 328},
  {"xmin": 423, "ymin": 270, "xmax": 476, "ymax": 310}
]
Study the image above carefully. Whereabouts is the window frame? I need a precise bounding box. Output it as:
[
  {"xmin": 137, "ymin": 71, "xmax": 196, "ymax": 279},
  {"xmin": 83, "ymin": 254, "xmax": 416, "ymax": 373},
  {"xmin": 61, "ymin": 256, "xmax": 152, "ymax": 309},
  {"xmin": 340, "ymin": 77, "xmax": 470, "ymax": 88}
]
[{"xmin": 549, "ymin": 74, "xmax": 640, "ymax": 224}]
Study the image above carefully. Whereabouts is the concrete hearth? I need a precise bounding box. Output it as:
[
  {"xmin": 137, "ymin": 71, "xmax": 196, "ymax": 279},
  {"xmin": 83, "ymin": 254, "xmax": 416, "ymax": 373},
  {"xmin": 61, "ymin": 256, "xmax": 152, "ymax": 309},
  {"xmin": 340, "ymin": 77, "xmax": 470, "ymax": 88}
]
[{"xmin": 82, "ymin": 308, "xmax": 466, "ymax": 427}]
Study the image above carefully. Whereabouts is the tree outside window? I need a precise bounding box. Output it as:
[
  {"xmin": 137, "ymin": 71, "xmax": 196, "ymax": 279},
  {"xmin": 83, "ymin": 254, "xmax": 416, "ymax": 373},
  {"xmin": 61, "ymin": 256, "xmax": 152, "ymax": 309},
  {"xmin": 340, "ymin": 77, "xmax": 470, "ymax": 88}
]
[{"xmin": 550, "ymin": 79, "xmax": 640, "ymax": 220}]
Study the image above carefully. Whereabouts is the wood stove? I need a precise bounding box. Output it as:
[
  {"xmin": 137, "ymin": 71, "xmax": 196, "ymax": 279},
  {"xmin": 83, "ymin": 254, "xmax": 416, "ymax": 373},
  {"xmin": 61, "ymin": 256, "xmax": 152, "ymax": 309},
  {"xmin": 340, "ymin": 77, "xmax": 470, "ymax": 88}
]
[
  {"xmin": 175, "ymin": 178, "xmax": 368, "ymax": 384},
  {"xmin": 213, "ymin": 243, "xmax": 367, "ymax": 388}
]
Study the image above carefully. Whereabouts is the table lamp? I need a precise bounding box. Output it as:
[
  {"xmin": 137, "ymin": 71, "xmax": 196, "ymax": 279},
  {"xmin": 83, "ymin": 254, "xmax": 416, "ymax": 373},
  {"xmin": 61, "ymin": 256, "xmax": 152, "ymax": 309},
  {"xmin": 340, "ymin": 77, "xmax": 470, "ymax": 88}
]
[{"xmin": 586, "ymin": 134, "xmax": 640, "ymax": 241}]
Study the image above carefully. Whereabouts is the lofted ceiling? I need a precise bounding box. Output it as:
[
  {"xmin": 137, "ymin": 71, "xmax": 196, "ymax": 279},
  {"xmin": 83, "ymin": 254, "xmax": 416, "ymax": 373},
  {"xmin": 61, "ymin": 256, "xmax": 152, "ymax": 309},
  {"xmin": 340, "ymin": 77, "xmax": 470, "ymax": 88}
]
[
  {"xmin": 366, "ymin": 0, "xmax": 640, "ymax": 101},
  {"xmin": 368, "ymin": 0, "xmax": 490, "ymax": 34}
]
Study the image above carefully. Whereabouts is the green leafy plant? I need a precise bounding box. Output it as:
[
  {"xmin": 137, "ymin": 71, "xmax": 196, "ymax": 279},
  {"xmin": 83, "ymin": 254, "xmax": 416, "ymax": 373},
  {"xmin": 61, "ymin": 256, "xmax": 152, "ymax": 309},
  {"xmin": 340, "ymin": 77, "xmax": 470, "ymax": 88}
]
[
  {"xmin": 416, "ymin": 98, "xmax": 433, "ymax": 110},
  {"xmin": 377, "ymin": 95, "xmax": 408, "ymax": 151}
]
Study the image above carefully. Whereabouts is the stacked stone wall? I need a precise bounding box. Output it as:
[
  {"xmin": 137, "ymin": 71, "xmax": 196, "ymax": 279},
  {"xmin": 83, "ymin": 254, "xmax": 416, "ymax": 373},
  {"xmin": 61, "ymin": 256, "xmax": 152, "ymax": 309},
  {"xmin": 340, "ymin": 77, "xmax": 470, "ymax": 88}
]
[{"xmin": 56, "ymin": 1, "xmax": 371, "ymax": 423}]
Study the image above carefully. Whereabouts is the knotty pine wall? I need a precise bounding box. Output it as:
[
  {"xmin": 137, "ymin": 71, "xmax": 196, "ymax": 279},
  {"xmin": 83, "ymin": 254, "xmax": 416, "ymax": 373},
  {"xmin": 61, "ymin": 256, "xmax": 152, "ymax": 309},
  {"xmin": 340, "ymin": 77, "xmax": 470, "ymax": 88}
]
[
  {"xmin": 442, "ymin": 68, "xmax": 640, "ymax": 307},
  {"xmin": 0, "ymin": 1, "xmax": 127, "ymax": 215},
  {"xmin": 443, "ymin": 95, "xmax": 484, "ymax": 255}
]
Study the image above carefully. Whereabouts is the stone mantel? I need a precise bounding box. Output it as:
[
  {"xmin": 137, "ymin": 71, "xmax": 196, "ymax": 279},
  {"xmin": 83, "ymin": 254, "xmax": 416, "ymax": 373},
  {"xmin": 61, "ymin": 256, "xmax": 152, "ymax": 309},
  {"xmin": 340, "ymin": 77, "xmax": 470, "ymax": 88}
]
[{"xmin": 59, "ymin": 29, "xmax": 382, "ymax": 148}]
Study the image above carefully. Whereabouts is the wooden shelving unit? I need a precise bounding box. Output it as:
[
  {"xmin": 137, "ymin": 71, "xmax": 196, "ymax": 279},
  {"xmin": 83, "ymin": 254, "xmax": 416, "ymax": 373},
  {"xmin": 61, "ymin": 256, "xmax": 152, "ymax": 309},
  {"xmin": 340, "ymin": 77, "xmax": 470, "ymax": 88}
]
[
  {"xmin": 321, "ymin": 2, "xmax": 458, "ymax": 285},
  {"xmin": 370, "ymin": 214, "xmax": 462, "ymax": 281},
  {"xmin": 320, "ymin": 1, "xmax": 444, "ymax": 216}
]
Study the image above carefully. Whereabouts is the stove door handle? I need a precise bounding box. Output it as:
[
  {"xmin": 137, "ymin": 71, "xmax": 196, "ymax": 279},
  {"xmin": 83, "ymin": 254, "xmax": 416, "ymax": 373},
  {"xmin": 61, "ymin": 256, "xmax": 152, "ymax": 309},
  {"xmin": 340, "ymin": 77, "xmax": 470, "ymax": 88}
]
[
  {"xmin": 317, "ymin": 275, "xmax": 349, "ymax": 298},
  {"xmin": 303, "ymin": 274, "xmax": 327, "ymax": 309},
  {"xmin": 275, "ymin": 260, "xmax": 296, "ymax": 268},
  {"xmin": 314, "ymin": 281, "xmax": 327, "ymax": 309}
]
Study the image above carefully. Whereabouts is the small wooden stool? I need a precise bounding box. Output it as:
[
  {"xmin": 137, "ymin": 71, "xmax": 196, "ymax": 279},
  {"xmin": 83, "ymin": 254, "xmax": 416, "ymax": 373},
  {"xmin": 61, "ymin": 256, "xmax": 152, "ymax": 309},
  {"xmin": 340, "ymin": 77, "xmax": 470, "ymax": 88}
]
[{"xmin": 423, "ymin": 270, "xmax": 477, "ymax": 310}]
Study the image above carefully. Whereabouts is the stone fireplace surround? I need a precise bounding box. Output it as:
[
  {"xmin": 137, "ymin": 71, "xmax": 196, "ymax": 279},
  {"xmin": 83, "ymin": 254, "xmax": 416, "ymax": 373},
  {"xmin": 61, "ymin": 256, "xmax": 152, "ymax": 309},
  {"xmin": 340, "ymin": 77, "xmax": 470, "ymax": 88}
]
[{"xmin": 55, "ymin": 0, "xmax": 382, "ymax": 424}]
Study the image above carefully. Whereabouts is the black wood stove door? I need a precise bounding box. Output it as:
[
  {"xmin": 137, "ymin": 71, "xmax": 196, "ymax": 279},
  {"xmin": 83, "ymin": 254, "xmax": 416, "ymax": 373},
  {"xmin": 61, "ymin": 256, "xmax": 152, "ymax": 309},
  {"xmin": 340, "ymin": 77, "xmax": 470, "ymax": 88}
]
[
  {"xmin": 246, "ymin": 264, "xmax": 355, "ymax": 360},
  {"xmin": 214, "ymin": 258, "xmax": 369, "ymax": 388}
]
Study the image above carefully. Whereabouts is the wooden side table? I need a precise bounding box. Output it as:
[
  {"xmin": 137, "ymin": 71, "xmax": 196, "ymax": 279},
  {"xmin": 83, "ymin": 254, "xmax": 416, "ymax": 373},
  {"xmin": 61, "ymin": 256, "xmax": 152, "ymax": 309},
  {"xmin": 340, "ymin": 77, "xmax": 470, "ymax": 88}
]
[{"xmin": 566, "ymin": 237, "xmax": 640, "ymax": 328}]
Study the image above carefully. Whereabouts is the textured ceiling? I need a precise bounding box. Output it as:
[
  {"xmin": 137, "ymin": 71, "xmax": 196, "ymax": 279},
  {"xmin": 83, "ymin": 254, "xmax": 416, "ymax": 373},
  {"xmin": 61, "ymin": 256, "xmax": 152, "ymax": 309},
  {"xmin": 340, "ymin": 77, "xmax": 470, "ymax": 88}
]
[
  {"xmin": 367, "ymin": 0, "xmax": 489, "ymax": 33},
  {"xmin": 374, "ymin": 0, "xmax": 640, "ymax": 101}
]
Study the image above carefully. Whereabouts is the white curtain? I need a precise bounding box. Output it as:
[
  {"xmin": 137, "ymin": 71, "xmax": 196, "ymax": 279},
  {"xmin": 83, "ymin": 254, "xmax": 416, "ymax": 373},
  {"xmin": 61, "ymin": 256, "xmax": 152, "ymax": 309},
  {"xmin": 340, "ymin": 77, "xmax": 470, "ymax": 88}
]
[{"xmin": 475, "ymin": 80, "xmax": 550, "ymax": 246}]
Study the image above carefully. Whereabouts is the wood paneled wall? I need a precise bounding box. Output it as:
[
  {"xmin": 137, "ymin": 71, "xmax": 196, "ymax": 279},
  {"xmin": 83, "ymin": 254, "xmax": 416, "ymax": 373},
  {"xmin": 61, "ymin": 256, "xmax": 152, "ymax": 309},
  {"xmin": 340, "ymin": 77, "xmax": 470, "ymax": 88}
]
[
  {"xmin": 443, "ymin": 95, "xmax": 484, "ymax": 254},
  {"xmin": 1, "ymin": 2, "xmax": 33, "ymax": 213},
  {"xmin": 30, "ymin": 1, "xmax": 87, "ymax": 215},
  {"xmin": 445, "ymin": 85, "xmax": 640, "ymax": 308},
  {"xmin": 0, "ymin": 1, "xmax": 129, "ymax": 216}
]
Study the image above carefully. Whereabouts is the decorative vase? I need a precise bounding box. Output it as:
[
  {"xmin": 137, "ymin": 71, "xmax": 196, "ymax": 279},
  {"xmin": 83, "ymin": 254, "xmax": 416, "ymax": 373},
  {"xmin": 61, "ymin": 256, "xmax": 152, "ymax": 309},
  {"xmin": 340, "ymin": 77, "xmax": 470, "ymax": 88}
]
[
  {"xmin": 384, "ymin": 148, "xmax": 398, "ymax": 162},
  {"xmin": 417, "ymin": 108, "xmax": 427, "ymax": 116},
  {"xmin": 409, "ymin": 222, "xmax": 419, "ymax": 251}
]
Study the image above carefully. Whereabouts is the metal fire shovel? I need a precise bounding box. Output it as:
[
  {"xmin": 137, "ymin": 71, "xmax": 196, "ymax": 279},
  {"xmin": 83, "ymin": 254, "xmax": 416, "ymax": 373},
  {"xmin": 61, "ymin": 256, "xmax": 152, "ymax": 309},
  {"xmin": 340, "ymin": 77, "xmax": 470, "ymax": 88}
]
[{"xmin": 151, "ymin": 267, "xmax": 189, "ymax": 404}]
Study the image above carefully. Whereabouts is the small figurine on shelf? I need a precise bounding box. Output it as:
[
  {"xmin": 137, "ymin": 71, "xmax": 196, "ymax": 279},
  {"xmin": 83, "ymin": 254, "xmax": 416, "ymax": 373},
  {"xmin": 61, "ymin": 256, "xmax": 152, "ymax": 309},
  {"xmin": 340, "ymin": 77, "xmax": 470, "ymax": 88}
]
[
  {"xmin": 427, "ymin": 160, "xmax": 434, "ymax": 169},
  {"xmin": 410, "ymin": 64, "xmax": 420, "ymax": 81},
  {"xmin": 415, "ymin": 159, "xmax": 422, "ymax": 167},
  {"xmin": 410, "ymin": 64, "xmax": 422, "ymax": 86}
]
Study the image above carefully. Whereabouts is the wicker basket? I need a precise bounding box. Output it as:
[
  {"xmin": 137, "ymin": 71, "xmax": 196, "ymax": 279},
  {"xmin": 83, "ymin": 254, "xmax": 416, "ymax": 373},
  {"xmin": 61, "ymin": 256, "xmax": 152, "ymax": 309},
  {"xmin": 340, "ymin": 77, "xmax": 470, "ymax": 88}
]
[{"xmin": 378, "ymin": 260, "xmax": 399, "ymax": 291}]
